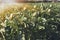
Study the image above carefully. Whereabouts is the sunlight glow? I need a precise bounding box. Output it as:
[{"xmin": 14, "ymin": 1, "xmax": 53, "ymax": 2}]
[
  {"xmin": 1, "ymin": 0, "xmax": 15, "ymax": 3},
  {"xmin": 0, "ymin": 0, "xmax": 23, "ymax": 14}
]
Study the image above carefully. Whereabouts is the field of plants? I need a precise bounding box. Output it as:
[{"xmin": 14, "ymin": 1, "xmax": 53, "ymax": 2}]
[{"xmin": 0, "ymin": 3, "xmax": 60, "ymax": 40}]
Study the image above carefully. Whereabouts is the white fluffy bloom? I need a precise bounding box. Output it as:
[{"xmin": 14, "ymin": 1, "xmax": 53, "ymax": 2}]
[
  {"xmin": 23, "ymin": 7, "xmax": 26, "ymax": 10},
  {"xmin": 39, "ymin": 26, "xmax": 45, "ymax": 30},
  {"xmin": 34, "ymin": 5, "xmax": 36, "ymax": 8},
  {"xmin": 23, "ymin": 17, "xmax": 27, "ymax": 21},
  {"xmin": 32, "ymin": 12, "xmax": 36, "ymax": 16},
  {"xmin": 9, "ymin": 14, "xmax": 13, "ymax": 19},
  {"xmin": 50, "ymin": 4, "xmax": 52, "ymax": 7},
  {"xmin": 42, "ymin": 18, "xmax": 47, "ymax": 22},
  {"xmin": 0, "ymin": 28, "xmax": 5, "ymax": 32},
  {"xmin": 48, "ymin": 9, "xmax": 51, "ymax": 12},
  {"xmin": 1, "ymin": 20, "xmax": 6, "ymax": 27}
]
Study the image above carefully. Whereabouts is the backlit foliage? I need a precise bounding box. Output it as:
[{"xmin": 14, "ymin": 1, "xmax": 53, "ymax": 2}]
[{"xmin": 0, "ymin": 3, "xmax": 60, "ymax": 40}]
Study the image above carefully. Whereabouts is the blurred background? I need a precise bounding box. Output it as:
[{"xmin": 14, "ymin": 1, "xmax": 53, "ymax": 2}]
[
  {"xmin": 0, "ymin": 0, "xmax": 60, "ymax": 3},
  {"xmin": 0, "ymin": 0, "xmax": 60, "ymax": 40}
]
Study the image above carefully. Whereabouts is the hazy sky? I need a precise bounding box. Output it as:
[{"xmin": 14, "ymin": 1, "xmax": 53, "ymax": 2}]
[
  {"xmin": 0, "ymin": 0, "xmax": 18, "ymax": 12},
  {"xmin": 0, "ymin": 0, "xmax": 16, "ymax": 3}
]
